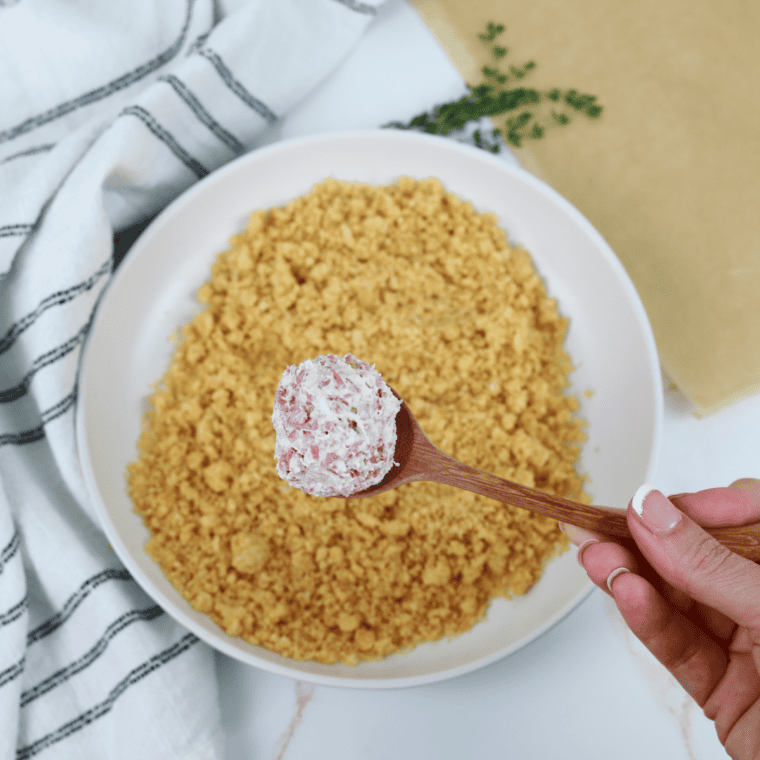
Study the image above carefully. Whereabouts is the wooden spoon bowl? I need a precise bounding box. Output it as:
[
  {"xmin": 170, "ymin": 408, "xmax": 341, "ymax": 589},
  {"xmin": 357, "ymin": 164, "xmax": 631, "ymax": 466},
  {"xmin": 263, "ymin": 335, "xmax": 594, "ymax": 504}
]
[{"xmin": 352, "ymin": 398, "xmax": 760, "ymax": 562}]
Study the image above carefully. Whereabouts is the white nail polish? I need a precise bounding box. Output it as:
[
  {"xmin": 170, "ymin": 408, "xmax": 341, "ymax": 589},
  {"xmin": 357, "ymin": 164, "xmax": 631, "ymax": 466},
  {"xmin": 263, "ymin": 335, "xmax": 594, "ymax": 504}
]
[
  {"xmin": 606, "ymin": 567, "xmax": 630, "ymax": 593},
  {"xmin": 631, "ymin": 483, "xmax": 658, "ymax": 517},
  {"xmin": 576, "ymin": 538, "xmax": 599, "ymax": 567}
]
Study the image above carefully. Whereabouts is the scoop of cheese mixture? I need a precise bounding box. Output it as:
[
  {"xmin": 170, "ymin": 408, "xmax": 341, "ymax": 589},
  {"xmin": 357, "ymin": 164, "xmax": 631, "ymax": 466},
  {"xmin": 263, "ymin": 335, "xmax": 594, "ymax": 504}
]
[{"xmin": 272, "ymin": 354, "xmax": 402, "ymax": 497}]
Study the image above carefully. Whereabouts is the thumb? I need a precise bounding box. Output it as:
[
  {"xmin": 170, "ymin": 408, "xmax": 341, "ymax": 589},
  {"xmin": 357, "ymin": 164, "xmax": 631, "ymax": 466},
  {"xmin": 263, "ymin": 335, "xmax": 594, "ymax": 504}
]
[{"xmin": 628, "ymin": 485, "xmax": 760, "ymax": 631}]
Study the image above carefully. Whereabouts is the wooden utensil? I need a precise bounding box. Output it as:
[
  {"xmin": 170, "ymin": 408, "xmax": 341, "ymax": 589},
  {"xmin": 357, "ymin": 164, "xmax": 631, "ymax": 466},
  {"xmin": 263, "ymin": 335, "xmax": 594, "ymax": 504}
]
[{"xmin": 352, "ymin": 397, "xmax": 760, "ymax": 562}]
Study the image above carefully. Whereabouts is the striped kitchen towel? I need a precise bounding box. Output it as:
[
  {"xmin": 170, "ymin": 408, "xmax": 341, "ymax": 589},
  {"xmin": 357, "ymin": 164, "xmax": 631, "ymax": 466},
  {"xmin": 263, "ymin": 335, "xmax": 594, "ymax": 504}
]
[{"xmin": 0, "ymin": 1, "xmax": 384, "ymax": 758}]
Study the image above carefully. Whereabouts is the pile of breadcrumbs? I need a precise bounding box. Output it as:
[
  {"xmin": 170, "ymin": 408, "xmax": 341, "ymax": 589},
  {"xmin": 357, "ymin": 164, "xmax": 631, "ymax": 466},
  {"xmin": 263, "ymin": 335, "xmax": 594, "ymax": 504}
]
[{"xmin": 127, "ymin": 177, "xmax": 587, "ymax": 665}]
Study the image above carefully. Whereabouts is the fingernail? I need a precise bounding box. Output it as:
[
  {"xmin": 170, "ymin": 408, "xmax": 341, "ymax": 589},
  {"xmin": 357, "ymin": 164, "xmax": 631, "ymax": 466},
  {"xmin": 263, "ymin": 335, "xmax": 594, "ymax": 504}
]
[
  {"xmin": 631, "ymin": 483, "xmax": 683, "ymax": 534},
  {"xmin": 576, "ymin": 538, "xmax": 599, "ymax": 567},
  {"xmin": 558, "ymin": 522, "xmax": 566, "ymax": 533},
  {"xmin": 606, "ymin": 567, "xmax": 630, "ymax": 593}
]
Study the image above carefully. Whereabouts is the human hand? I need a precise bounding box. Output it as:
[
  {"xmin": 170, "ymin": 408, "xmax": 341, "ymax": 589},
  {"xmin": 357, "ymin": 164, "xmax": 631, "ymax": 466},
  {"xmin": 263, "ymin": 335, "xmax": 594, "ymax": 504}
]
[{"xmin": 563, "ymin": 479, "xmax": 760, "ymax": 759}]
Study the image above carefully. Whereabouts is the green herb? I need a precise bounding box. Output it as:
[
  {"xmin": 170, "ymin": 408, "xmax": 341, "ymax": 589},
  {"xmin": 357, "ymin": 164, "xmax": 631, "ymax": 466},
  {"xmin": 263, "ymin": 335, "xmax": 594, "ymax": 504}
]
[
  {"xmin": 478, "ymin": 22, "xmax": 504, "ymax": 42},
  {"xmin": 385, "ymin": 22, "xmax": 602, "ymax": 151}
]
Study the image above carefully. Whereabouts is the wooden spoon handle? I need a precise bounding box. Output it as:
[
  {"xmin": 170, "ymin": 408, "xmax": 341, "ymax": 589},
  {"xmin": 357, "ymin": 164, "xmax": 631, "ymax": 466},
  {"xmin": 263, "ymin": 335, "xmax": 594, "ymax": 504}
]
[{"xmin": 428, "ymin": 460, "xmax": 760, "ymax": 562}]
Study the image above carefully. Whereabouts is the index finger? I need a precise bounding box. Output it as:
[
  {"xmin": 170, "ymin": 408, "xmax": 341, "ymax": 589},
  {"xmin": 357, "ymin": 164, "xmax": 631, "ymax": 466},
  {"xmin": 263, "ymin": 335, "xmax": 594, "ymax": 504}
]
[{"xmin": 670, "ymin": 479, "xmax": 760, "ymax": 527}]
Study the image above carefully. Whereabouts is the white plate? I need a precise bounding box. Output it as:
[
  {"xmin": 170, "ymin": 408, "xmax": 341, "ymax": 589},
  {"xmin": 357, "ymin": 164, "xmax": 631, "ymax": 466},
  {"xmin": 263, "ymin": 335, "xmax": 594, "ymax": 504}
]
[{"xmin": 77, "ymin": 130, "xmax": 663, "ymax": 689}]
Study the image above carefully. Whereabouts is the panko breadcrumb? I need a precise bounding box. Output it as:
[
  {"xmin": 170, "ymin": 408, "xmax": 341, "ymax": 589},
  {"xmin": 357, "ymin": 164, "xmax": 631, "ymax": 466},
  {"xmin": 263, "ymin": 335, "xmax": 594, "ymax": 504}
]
[{"xmin": 127, "ymin": 177, "xmax": 588, "ymax": 665}]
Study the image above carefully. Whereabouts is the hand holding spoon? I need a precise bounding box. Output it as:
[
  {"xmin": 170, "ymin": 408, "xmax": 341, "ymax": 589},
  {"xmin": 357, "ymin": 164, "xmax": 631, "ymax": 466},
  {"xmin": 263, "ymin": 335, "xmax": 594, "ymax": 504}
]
[{"xmin": 352, "ymin": 396, "xmax": 760, "ymax": 562}]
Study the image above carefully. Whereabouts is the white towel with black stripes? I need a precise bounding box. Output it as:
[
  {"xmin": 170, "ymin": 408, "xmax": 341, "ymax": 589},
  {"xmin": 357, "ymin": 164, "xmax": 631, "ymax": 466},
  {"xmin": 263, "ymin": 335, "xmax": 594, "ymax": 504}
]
[{"xmin": 0, "ymin": 0, "xmax": 384, "ymax": 758}]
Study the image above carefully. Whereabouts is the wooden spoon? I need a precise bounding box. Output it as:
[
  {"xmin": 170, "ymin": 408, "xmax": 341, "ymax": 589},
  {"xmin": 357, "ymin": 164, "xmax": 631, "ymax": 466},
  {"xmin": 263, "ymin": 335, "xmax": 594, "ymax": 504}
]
[{"xmin": 351, "ymin": 397, "xmax": 760, "ymax": 562}]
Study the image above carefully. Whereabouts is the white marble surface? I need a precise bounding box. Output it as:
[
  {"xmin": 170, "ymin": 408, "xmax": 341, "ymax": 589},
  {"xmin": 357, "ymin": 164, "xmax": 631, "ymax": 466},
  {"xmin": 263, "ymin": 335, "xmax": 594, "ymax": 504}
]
[{"xmin": 216, "ymin": 1, "xmax": 755, "ymax": 756}]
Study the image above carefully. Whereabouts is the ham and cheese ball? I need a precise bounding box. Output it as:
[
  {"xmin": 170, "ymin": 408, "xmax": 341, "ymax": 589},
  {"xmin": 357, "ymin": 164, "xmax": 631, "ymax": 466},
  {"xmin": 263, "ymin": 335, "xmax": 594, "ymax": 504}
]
[{"xmin": 272, "ymin": 354, "xmax": 402, "ymax": 497}]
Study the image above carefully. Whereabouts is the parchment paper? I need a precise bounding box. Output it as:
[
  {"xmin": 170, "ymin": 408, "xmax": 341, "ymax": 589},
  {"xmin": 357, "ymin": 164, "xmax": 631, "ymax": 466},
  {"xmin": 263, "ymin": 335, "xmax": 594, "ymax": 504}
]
[{"xmin": 411, "ymin": 0, "xmax": 760, "ymax": 415}]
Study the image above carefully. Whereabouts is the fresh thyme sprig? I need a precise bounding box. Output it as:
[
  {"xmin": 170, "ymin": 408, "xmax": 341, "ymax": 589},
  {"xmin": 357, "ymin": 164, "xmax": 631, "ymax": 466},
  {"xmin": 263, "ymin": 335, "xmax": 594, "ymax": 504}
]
[
  {"xmin": 385, "ymin": 22, "xmax": 602, "ymax": 151},
  {"xmin": 478, "ymin": 21, "xmax": 504, "ymax": 43}
]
